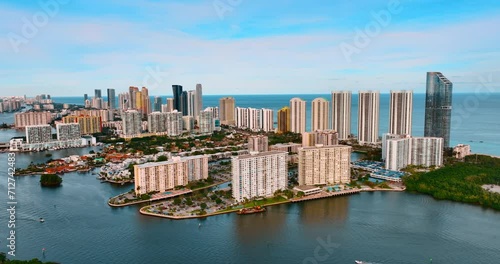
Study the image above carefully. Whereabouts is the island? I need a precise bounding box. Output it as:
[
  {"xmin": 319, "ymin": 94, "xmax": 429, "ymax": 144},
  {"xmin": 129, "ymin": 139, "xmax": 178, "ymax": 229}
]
[
  {"xmin": 40, "ymin": 174, "xmax": 63, "ymax": 187},
  {"xmin": 0, "ymin": 252, "xmax": 59, "ymax": 264}
]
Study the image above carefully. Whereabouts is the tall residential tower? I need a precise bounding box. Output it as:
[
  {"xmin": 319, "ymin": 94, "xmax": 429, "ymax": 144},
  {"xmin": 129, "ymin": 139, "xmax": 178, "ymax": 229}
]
[
  {"xmin": 424, "ymin": 72, "xmax": 453, "ymax": 148},
  {"xmin": 358, "ymin": 91, "xmax": 380, "ymax": 145},
  {"xmin": 331, "ymin": 91, "xmax": 351, "ymax": 140},
  {"xmin": 389, "ymin": 90, "xmax": 413, "ymax": 135}
]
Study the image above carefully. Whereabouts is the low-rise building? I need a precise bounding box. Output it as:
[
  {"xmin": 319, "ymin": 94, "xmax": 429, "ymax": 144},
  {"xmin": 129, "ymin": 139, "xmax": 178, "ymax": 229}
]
[{"xmin": 454, "ymin": 144, "xmax": 471, "ymax": 159}]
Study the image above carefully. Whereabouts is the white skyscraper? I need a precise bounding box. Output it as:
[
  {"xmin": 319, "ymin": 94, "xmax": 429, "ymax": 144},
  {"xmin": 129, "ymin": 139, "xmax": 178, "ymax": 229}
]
[
  {"xmin": 410, "ymin": 137, "xmax": 443, "ymax": 167},
  {"xmin": 199, "ymin": 110, "xmax": 214, "ymax": 134},
  {"xmin": 311, "ymin": 97, "xmax": 329, "ymax": 131},
  {"xmin": 26, "ymin": 125, "xmax": 52, "ymax": 144},
  {"xmin": 194, "ymin": 84, "xmax": 203, "ymax": 120},
  {"xmin": 389, "ymin": 90, "xmax": 413, "ymax": 135},
  {"xmin": 358, "ymin": 91, "xmax": 380, "ymax": 145},
  {"xmin": 232, "ymin": 151, "xmax": 288, "ymax": 202},
  {"xmin": 385, "ymin": 137, "xmax": 411, "ymax": 171},
  {"xmin": 187, "ymin": 90, "xmax": 196, "ymax": 117},
  {"xmin": 290, "ymin": 97, "xmax": 306, "ymax": 134},
  {"xmin": 122, "ymin": 110, "xmax": 142, "ymax": 136},
  {"xmin": 261, "ymin": 108, "xmax": 274, "ymax": 132},
  {"xmin": 56, "ymin": 123, "xmax": 81, "ymax": 141},
  {"xmin": 331, "ymin": 91, "xmax": 352, "ymax": 140}
]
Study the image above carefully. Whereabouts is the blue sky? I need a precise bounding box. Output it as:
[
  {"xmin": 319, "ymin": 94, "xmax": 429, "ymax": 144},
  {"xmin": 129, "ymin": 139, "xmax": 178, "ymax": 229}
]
[{"xmin": 1, "ymin": 0, "xmax": 499, "ymax": 96}]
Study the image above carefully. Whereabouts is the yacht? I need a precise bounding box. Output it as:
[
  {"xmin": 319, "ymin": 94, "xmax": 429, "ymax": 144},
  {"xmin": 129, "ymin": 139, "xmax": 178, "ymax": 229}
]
[{"xmin": 39, "ymin": 218, "xmax": 45, "ymax": 223}]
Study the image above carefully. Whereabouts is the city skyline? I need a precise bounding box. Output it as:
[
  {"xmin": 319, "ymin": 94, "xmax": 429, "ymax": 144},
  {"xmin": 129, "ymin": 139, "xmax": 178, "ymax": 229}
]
[{"xmin": 1, "ymin": 1, "xmax": 499, "ymax": 96}]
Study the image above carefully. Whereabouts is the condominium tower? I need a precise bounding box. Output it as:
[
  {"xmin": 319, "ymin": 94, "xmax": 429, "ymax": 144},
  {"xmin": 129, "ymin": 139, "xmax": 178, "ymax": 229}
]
[
  {"xmin": 107, "ymin": 88, "xmax": 116, "ymax": 110},
  {"xmin": 311, "ymin": 98, "xmax": 329, "ymax": 131},
  {"xmin": 277, "ymin": 106, "xmax": 290, "ymax": 133},
  {"xmin": 358, "ymin": 91, "xmax": 380, "ymax": 145},
  {"xmin": 134, "ymin": 155, "xmax": 209, "ymax": 195},
  {"xmin": 389, "ymin": 90, "xmax": 412, "ymax": 135},
  {"xmin": 290, "ymin": 97, "xmax": 306, "ymax": 134},
  {"xmin": 232, "ymin": 151, "xmax": 288, "ymax": 202},
  {"xmin": 219, "ymin": 97, "xmax": 235, "ymax": 126},
  {"xmin": 331, "ymin": 91, "xmax": 352, "ymax": 140},
  {"xmin": 424, "ymin": 72, "xmax": 453, "ymax": 148},
  {"xmin": 298, "ymin": 145, "xmax": 351, "ymax": 185},
  {"xmin": 248, "ymin": 135, "xmax": 269, "ymax": 152},
  {"xmin": 122, "ymin": 110, "xmax": 142, "ymax": 136}
]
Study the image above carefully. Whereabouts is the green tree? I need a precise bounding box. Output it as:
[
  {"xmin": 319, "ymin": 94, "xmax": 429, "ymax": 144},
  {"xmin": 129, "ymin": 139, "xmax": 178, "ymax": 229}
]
[
  {"xmin": 173, "ymin": 198, "xmax": 182, "ymax": 205},
  {"xmin": 200, "ymin": 203, "xmax": 207, "ymax": 210},
  {"xmin": 40, "ymin": 174, "xmax": 62, "ymax": 187},
  {"xmin": 156, "ymin": 155, "xmax": 168, "ymax": 162}
]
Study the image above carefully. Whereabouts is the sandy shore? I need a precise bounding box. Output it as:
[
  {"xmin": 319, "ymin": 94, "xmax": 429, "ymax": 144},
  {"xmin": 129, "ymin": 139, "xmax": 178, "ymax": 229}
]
[{"xmin": 482, "ymin": 184, "xmax": 500, "ymax": 194}]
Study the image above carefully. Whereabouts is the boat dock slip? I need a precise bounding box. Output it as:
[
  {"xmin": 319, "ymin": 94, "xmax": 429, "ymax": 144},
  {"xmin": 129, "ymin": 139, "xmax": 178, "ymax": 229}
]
[{"xmin": 291, "ymin": 189, "xmax": 361, "ymax": 203}]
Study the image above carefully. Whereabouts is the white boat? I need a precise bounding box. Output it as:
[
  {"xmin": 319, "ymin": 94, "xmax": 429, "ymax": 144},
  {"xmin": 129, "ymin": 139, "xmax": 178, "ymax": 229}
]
[
  {"xmin": 354, "ymin": 261, "xmax": 363, "ymax": 264},
  {"xmin": 39, "ymin": 218, "xmax": 45, "ymax": 223}
]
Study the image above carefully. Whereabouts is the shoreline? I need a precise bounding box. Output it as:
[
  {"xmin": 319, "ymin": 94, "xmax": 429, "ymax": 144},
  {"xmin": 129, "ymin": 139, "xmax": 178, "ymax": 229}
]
[{"xmin": 139, "ymin": 187, "xmax": 405, "ymax": 220}]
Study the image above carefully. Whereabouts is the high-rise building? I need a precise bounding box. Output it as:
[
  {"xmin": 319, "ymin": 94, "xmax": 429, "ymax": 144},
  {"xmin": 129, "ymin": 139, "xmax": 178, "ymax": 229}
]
[
  {"xmin": 56, "ymin": 123, "xmax": 81, "ymax": 141},
  {"xmin": 331, "ymin": 91, "xmax": 352, "ymax": 140},
  {"xmin": 290, "ymin": 97, "xmax": 306, "ymax": 134},
  {"xmin": 382, "ymin": 133, "xmax": 406, "ymax": 161},
  {"xmin": 410, "ymin": 137, "xmax": 443, "ymax": 167},
  {"xmin": 180, "ymin": 91, "xmax": 188, "ymax": 116},
  {"xmin": 219, "ymin": 97, "xmax": 235, "ymax": 126},
  {"xmin": 164, "ymin": 98, "xmax": 174, "ymax": 113},
  {"xmin": 129, "ymin": 86, "xmax": 139, "ymax": 109},
  {"xmin": 311, "ymin": 98, "xmax": 329, "ymax": 131},
  {"xmin": 182, "ymin": 116, "xmax": 194, "ymax": 131},
  {"xmin": 63, "ymin": 115, "xmax": 102, "ymax": 135},
  {"xmin": 84, "ymin": 94, "xmax": 88, "ymax": 102},
  {"xmin": 187, "ymin": 90, "xmax": 196, "ymax": 116},
  {"xmin": 385, "ymin": 137, "xmax": 411, "ymax": 171},
  {"xmin": 389, "ymin": 90, "xmax": 413, "ymax": 135},
  {"xmin": 91, "ymin": 97, "xmax": 103, "ymax": 109},
  {"xmin": 140, "ymin": 87, "xmax": 151, "ymax": 117},
  {"xmin": 153, "ymin": 96, "xmax": 163, "ymax": 112},
  {"xmin": 172, "ymin": 85, "xmax": 183, "ymax": 112},
  {"xmin": 358, "ymin": 91, "xmax": 380, "ymax": 145},
  {"xmin": 261, "ymin": 108, "xmax": 274, "ymax": 132},
  {"xmin": 94, "ymin": 89, "xmax": 102, "ymax": 98},
  {"xmin": 424, "ymin": 72, "xmax": 453, "ymax": 148},
  {"xmin": 26, "ymin": 125, "xmax": 52, "ymax": 144},
  {"xmin": 199, "ymin": 110, "xmax": 214, "ymax": 134},
  {"xmin": 134, "ymin": 155, "xmax": 209, "ymax": 195},
  {"xmin": 122, "ymin": 110, "xmax": 142, "ymax": 136},
  {"xmin": 194, "ymin": 84, "xmax": 203, "ymax": 120},
  {"xmin": 107, "ymin": 88, "xmax": 116, "ymax": 110},
  {"xmin": 147, "ymin": 111, "xmax": 183, "ymax": 136},
  {"xmin": 277, "ymin": 106, "xmax": 290, "ymax": 133},
  {"xmin": 302, "ymin": 130, "xmax": 338, "ymax": 147},
  {"xmin": 232, "ymin": 151, "xmax": 288, "ymax": 202},
  {"xmin": 248, "ymin": 135, "xmax": 269, "ymax": 152},
  {"xmin": 118, "ymin": 93, "xmax": 130, "ymax": 110},
  {"xmin": 14, "ymin": 112, "xmax": 52, "ymax": 128},
  {"xmin": 298, "ymin": 145, "xmax": 351, "ymax": 185}
]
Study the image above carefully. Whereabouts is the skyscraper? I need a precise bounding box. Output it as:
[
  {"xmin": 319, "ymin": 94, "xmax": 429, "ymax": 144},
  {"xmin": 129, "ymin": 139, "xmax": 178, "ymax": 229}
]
[
  {"xmin": 153, "ymin": 96, "xmax": 163, "ymax": 112},
  {"xmin": 311, "ymin": 98, "xmax": 329, "ymax": 131},
  {"xmin": 129, "ymin": 86, "xmax": 139, "ymax": 109},
  {"xmin": 140, "ymin": 87, "xmax": 151, "ymax": 117},
  {"xmin": 84, "ymin": 94, "xmax": 88, "ymax": 102},
  {"xmin": 290, "ymin": 97, "xmax": 306, "ymax": 134},
  {"xmin": 195, "ymin": 84, "xmax": 203, "ymax": 120},
  {"xmin": 277, "ymin": 106, "xmax": 290, "ymax": 133},
  {"xmin": 424, "ymin": 72, "xmax": 453, "ymax": 148},
  {"xmin": 358, "ymin": 91, "xmax": 380, "ymax": 145},
  {"xmin": 248, "ymin": 135, "xmax": 269, "ymax": 152},
  {"xmin": 219, "ymin": 97, "xmax": 235, "ymax": 126},
  {"xmin": 389, "ymin": 90, "xmax": 413, "ymax": 135},
  {"xmin": 187, "ymin": 90, "xmax": 196, "ymax": 116},
  {"xmin": 122, "ymin": 110, "xmax": 142, "ymax": 136},
  {"xmin": 163, "ymin": 98, "xmax": 174, "ymax": 113},
  {"xmin": 180, "ymin": 91, "xmax": 188, "ymax": 116},
  {"xmin": 331, "ymin": 91, "xmax": 352, "ymax": 140},
  {"xmin": 298, "ymin": 145, "xmax": 351, "ymax": 185},
  {"xmin": 107, "ymin": 88, "xmax": 116, "ymax": 110},
  {"xmin": 199, "ymin": 110, "xmax": 214, "ymax": 134},
  {"xmin": 172, "ymin": 85, "xmax": 183, "ymax": 112},
  {"xmin": 26, "ymin": 125, "xmax": 52, "ymax": 144},
  {"xmin": 94, "ymin": 89, "xmax": 102, "ymax": 98}
]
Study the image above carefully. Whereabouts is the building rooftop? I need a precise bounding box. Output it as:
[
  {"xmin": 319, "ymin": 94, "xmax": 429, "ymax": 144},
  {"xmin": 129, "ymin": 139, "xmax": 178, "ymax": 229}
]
[
  {"xmin": 234, "ymin": 151, "xmax": 287, "ymax": 160},
  {"xmin": 299, "ymin": 144, "xmax": 352, "ymax": 150},
  {"xmin": 294, "ymin": 185, "xmax": 321, "ymax": 192},
  {"xmin": 135, "ymin": 154, "xmax": 208, "ymax": 168}
]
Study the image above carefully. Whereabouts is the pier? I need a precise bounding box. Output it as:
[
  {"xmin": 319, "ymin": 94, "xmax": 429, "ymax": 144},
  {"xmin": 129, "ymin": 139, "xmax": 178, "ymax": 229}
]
[{"xmin": 291, "ymin": 189, "xmax": 361, "ymax": 203}]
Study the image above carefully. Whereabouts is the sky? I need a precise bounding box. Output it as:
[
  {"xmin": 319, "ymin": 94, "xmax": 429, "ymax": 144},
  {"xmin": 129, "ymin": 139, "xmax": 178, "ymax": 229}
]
[{"xmin": 1, "ymin": 0, "xmax": 499, "ymax": 96}]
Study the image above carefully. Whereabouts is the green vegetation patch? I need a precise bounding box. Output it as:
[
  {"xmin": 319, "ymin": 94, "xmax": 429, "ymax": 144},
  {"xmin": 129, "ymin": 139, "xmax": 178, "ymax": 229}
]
[{"xmin": 404, "ymin": 155, "xmax": 500, "ymax": 210}]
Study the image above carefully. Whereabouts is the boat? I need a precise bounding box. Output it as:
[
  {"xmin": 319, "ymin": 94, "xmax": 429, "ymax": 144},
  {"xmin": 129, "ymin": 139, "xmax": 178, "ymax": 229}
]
[
  {"xmin": 236, "ymin": 206, "xmax": 266, "ymax": 215},
  {"xmin": 39, "ymin": 218, "xmax": 45, "ymax": 223},
  {"xmin": 354, "ymin": 261, "xmax": 363, "ymax": 264}
]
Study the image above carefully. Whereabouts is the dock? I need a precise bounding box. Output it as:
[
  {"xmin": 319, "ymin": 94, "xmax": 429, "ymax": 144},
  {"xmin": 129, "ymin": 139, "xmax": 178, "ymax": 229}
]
[{"xmin": 291, "ymin": 189, "xmax": 361, "ymax": 203}]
